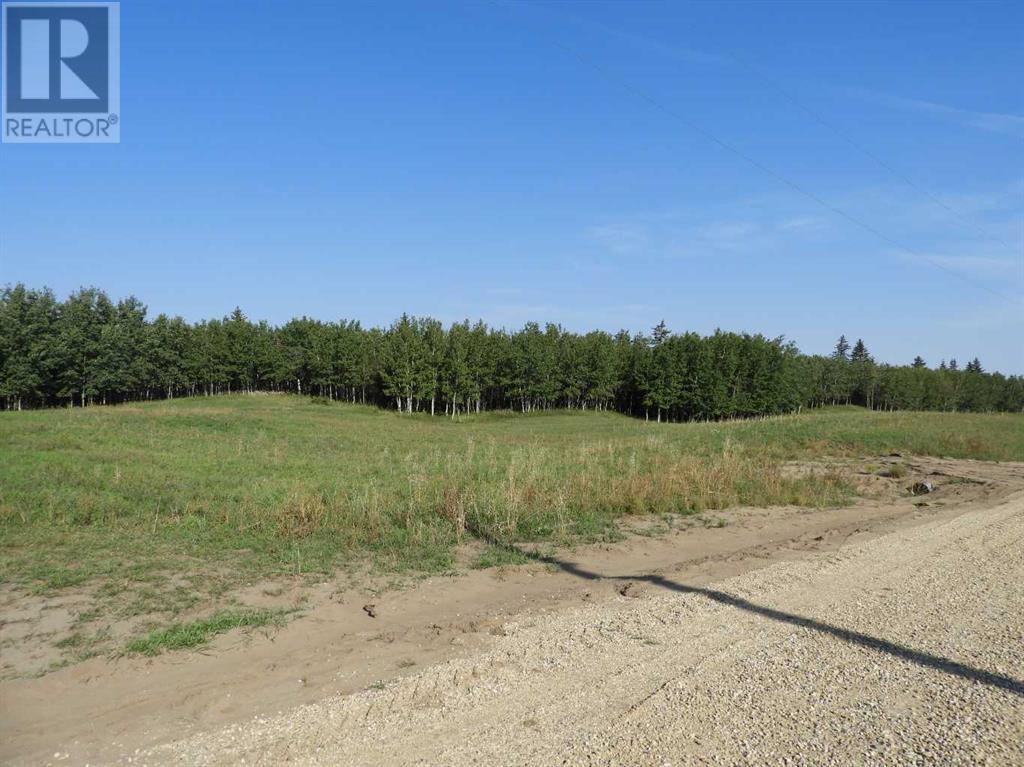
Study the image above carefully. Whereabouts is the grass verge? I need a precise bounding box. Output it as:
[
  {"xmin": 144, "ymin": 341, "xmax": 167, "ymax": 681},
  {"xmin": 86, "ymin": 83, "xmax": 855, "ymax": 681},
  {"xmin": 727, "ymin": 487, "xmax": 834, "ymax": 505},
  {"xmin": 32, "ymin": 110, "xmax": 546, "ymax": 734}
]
[
  {"xmin": 1, "ymin": 395, "xmax": 1021, "ymax": 668},
  {"xmin": 124, "ymin": 608, "xmax": 291, "ymax": 656}
]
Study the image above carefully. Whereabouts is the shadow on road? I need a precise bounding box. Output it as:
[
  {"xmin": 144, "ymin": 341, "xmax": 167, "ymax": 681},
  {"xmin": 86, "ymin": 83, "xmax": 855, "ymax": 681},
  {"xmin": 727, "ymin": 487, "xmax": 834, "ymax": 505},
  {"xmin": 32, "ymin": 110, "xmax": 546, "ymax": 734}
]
[{"xmin": 474, "ymin": 529, "xmax": 1024, "ymax": 698}]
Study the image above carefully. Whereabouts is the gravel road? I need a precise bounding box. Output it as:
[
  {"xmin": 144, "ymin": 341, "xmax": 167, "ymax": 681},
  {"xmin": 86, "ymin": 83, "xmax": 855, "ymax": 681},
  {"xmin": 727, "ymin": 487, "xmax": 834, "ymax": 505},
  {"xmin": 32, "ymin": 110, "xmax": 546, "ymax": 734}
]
[{"xmin": 142, "ymin": 490, "xmax": 1024, "ymax": 766}]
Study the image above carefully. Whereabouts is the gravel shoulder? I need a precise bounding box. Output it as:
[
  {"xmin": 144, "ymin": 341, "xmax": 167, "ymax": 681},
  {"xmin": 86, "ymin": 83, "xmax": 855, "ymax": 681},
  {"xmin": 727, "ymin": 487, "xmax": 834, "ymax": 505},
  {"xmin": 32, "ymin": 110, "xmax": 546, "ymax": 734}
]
[
  {"xmin": 4, "ymin": 457, "xmax": 1023, "ymax": 766},
  {"xmin": 149, "ymin": 463, "xmax": 1024, "ymax": 766}
]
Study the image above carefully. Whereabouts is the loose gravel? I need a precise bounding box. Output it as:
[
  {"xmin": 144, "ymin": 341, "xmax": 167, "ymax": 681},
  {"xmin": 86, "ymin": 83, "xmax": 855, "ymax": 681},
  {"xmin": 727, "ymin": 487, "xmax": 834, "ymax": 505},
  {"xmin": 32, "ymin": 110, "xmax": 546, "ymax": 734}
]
[{"xmin": 139, "ymin": 492, "xmax": 1024, "ymax": 766}]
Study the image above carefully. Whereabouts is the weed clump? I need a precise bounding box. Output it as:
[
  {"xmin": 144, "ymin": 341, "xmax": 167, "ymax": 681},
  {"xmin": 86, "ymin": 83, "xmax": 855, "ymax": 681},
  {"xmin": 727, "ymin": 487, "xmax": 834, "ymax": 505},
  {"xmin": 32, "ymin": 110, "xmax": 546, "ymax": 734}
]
[{"xmin": 124, "ymin": 608, "xmax": 290, "ymax": 656}]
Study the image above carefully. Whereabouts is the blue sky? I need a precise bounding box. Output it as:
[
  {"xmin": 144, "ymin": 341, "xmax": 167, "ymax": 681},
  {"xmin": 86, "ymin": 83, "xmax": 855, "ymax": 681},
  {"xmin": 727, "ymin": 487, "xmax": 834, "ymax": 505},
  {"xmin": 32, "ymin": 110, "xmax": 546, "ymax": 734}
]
[{"xmin": 1, "ymin": 0, "xmax": 1022, "ymax": 372}]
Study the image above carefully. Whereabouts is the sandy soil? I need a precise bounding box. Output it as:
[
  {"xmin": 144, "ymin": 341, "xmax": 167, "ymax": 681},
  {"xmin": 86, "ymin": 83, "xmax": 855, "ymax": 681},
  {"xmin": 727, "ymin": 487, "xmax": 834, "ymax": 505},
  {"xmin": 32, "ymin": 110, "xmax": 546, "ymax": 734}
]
[{"xmin": 2, "ymin": 456, "xmax": 1022, "ymax": 766}]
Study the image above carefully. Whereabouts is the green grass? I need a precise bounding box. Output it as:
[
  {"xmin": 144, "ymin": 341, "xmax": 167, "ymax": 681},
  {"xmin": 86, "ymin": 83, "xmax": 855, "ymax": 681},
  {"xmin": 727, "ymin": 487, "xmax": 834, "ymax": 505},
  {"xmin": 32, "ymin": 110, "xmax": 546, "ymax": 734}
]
[
  {"xmin": 1, "ymin": 396, "xmax": 1022, "ymax": 620},
  {"xmin": 52, "ymin": 626, "xmax": 110, "ymax": 664},
  {"xmin": 474, "ymin": 543, "xmax": 534, "ymax": 569},
  {"xmin": 123, "ymin": 608, "xmax": 290, "ymax": 656}
]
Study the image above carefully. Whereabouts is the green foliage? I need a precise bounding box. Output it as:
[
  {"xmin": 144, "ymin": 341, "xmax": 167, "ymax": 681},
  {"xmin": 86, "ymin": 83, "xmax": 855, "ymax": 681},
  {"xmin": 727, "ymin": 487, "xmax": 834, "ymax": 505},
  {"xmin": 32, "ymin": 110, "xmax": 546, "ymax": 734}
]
[
  {"xmin": 123, "ymin": 608, "xmax": 290, "ymax": 655},
  {"xmin": 4, "ymin": 285, "xmax": 1020, "ymax": 417},
  {"xmin": 473, "ymin": 544, "xmax": 533, "ymax": 569},
  {"xmin": 2, "ymin": 397, "xmax": 1022, "ymax": 603}
]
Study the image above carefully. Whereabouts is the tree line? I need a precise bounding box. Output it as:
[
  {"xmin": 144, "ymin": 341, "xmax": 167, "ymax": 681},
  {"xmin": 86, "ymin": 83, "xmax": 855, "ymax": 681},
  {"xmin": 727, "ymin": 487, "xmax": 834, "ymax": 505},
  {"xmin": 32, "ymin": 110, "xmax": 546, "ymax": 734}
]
[{"xmin": 2, "ymin": 285, "xmax": 1022, "ymax": 416}]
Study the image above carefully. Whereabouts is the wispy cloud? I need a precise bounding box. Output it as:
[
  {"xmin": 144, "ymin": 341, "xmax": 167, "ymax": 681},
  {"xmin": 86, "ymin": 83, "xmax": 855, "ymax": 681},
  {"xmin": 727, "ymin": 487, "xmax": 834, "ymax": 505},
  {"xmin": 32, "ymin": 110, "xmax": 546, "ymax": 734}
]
[
  {"xmin": 939, "ymin": 302, "xmax": 1024, "ymax": 332},
  {"xmin": 864, "ymin": 92, "xmax": 1024, "ymax": 137},
  {"xmin": 776, "ymin": 216, "xmax": 827, "ymax": 233},
  {"xmin": 484, "ymin": 286, "xmax": 523, "ymax": 297},
  {"xmin": 587, "ymin": 224, "xmax": 649, "ymax": 254},
  {"xmin": 587, "ymin": 208, "xmax": 830, "ymax": 260},
  {"xmin": 515, "ymin": 1, "xmax": 724, "ymax": 67},
  {"xmin": 585, "ymin": 181, "xmax": 1022, "ymax": 281},
  {"xmin": 896, "ymin": 252, "xmax": 1022, "ymax": 278},
  {"xmin": 568, "ymin": 257, "xmax": 618, "ymax": 276},
  {"xmin": 698, "ymin": 221, "xmax": 760, "ymax": 246}
]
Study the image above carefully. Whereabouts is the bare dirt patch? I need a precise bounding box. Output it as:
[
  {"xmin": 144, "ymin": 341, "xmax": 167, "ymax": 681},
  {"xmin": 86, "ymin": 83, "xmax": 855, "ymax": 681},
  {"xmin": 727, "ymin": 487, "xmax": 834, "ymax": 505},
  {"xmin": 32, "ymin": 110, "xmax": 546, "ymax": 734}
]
[{"xmin": 1, "ymin": 456, "xmax": 1021, "ymax": 766}]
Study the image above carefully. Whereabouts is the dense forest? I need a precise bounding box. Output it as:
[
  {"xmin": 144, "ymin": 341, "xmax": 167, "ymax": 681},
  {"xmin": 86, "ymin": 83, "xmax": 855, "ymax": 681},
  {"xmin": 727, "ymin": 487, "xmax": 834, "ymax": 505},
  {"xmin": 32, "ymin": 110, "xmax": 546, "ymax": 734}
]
[{"xmin": 1, "ymin": 284, "xmax": 1021, "ymax": 416}]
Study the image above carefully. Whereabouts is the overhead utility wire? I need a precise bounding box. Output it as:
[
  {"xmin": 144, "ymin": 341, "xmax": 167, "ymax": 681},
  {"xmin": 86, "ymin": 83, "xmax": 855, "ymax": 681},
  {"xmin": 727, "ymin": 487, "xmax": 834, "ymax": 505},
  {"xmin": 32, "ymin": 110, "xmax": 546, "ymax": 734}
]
[
  {"xmin": 499, "ymin": 0, "xmax": 1022, "ymax": 306},
  {"xmin": 530, "ymin": 3, "xmax": 1020, "ymax": 258}
]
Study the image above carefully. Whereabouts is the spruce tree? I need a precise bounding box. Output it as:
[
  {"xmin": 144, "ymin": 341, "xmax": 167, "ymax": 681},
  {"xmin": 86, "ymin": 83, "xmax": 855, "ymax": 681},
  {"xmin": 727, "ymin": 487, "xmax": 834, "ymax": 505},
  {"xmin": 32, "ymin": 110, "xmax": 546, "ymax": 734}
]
[
  {"xmin": 850, "ymin": 339, "xmax": 871, "ymax": 363},
  {"xmin": 832, "ymin": 335, "xmax": 850, "ymax": 361},
  {"xmin": 651, "ymin": 320, "xmax": 670, "ymax": 346}
]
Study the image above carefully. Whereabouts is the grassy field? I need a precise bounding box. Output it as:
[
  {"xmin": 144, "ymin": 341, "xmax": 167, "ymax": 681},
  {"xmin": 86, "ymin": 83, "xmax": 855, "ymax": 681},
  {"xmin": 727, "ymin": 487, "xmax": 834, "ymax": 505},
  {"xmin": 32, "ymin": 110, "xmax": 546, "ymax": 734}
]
[{"xmin": 2, "ymin": 395, "xmax": 1023, "ymax": 662}]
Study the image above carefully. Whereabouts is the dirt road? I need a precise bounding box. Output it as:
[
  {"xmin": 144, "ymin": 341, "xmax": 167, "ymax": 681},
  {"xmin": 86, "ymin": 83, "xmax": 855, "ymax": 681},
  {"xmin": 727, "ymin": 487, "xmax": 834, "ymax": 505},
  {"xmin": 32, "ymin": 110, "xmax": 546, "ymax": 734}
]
[
  {"xmin": 5, "ymin": 458, "xmax": 1023, "ymax": 766},
  {"xmin": 142, "ymin": 468, "xmax": 1024, "ymax": 766}
]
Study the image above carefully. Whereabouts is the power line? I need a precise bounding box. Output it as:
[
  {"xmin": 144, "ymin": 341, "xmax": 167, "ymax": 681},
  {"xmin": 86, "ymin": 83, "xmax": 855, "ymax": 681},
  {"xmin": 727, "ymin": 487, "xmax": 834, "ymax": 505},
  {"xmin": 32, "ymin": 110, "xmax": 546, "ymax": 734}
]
[
  {"xmin": 514, "ymin": 3, "xmax": 1020, "ymax": 259},
  {"xmin": 722, "ymin": 57, "xmax": 1021, "ymax": 259},
  {"xmin": 497, "ymin": 0, "xmax": 1023, "ymax": 307}
]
